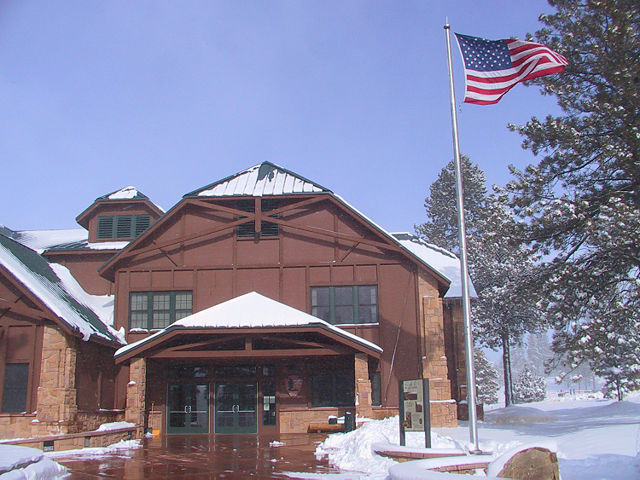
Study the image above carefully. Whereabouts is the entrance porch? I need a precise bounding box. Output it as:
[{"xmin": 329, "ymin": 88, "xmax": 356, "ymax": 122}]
[{"xmin": 115, "ymin": 293, "xmax": 383, "ymax": 436}]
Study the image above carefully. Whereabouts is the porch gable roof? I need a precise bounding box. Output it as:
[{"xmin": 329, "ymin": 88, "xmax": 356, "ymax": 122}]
[{"xmin": 115, "ymin": 292, "xmax": 382, "ymax": 362}]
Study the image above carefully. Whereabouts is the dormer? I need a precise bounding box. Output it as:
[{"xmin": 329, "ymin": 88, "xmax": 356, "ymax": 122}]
[{"xmin": 76, "ymin": 186, "xmax": 164, "ymax": 243}]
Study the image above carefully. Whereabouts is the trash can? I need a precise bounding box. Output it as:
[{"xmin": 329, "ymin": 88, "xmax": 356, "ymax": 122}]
[{"xmin": 344, "ymin": 411, "xmax": 355, "ymax": 432}]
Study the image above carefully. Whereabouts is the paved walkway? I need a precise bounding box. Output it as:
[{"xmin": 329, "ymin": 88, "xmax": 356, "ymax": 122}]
[{"xmin": 55, "ymin": 434, "xmax": 339, "ymax": 479}]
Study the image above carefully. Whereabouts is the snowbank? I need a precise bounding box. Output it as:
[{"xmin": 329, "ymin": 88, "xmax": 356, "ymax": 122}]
[{"xmin": 0, "ymin": 445, "xmax": 66, "ymax": 479}]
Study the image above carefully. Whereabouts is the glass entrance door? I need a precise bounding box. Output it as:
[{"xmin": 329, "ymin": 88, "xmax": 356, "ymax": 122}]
[
  {"xmin": 167, "ymin": 383, "xmax": 209, "ymax": 434},
  {"xmin": 214, "ymin": 382, "xmax": 257, "ymax": 434}
]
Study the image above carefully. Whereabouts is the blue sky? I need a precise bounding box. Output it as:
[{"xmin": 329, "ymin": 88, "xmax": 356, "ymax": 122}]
[{"xmin": 0, "ymin": 1, "xmax": 561, "ymax": 234}]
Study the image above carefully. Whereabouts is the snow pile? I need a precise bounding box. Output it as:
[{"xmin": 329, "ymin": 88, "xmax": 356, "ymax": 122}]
[
  {"xmin": 94, "ymin": 421, "xmax": 135, "ymax": 432},
  {"xmin": 315, "ymin": 416, "xmax": 460, "ymax": 476},
  {"xmin": 0, "ymin": 445, "xmax": 66, "ymax": 479},
  {"xmin": 46, "ymin": 439, "xmax": 141, "ymax": 460}
]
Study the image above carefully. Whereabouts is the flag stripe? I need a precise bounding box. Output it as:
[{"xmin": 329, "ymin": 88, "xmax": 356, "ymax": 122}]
[{"xmin": 455, "ymin": 33, "xmax": 567, "ymax": 105}]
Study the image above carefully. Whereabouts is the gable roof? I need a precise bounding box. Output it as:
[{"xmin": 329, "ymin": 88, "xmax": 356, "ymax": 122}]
[
  {"xmin": 184, "ymin": 162, "xmax": 331, "ymax": 198},
  {"xmin": 76, "ymin": 186, "xmax": 165, "ymax": 228},
  {"xmin": 115, "ymin": 291, "xmax": 382, "ymax": 361},
  {"xmin": 392, "ymin": 233, "xmax": 476, "ymax": 298},
  {"xmin": 0, "ymin": 232, "xmax": 122, "ymax": 345}
]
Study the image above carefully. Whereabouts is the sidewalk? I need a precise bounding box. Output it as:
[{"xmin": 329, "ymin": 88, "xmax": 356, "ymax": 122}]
[{"xmin": 54, "ymin": 433, "xmax": 339, "ymax": 479}]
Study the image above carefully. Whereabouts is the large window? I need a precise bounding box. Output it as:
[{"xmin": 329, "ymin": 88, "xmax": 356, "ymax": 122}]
[
  {"xmin": 2, "ymin": 363, "xmax": 29, "ymax": 413},
  {"xmin": 311, "ymin": 371, "xmax": 354, "ymax": 407},
  {"xmin": 237, "ymin": 199, "xmax": 280, "ymax": 237},
  {"xmin": 97, "ymin": 215, "xmax": 151, "ymax": 239},
  {"xmin": 310, "ymin": 285, "xmax": 378, "ymax": 324},
  {"xmin": 129, "ymin": 291, "xmax": 192, "ymax": 330}
]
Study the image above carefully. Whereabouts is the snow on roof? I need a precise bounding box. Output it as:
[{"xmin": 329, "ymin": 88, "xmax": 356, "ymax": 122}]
[
  {"xmin": 186, "ymin": 162, "xmax": 331, "ymax": 197},
  {"xmin": 10, "ymin": 228, "xmax": 88, "ymax": 254},
  {"xmin": 392, "ymin": 233, "xmax": 476, "ymax": 298},
  {"xmin": 116, "ymin": 291, "xmax": 382, "ymax": 358},
  {"xmin": 46, "ymin": 240, "xmax": 130, "ymax": 252},
  {"xmin": 0, "ymin": 233, "xmax": 122, "ymax": 344},
  {"xmin": 107, "ymin": 186, "xmax": 139, "ymax": 200}
]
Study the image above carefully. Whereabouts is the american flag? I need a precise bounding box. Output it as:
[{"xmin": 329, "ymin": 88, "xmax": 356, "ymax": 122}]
[{"xmin": 454, "ymin": 33, "xmax": 568, "ymax": 105}]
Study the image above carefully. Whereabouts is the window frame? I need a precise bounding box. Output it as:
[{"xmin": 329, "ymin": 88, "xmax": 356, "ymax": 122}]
[
  {"xmin": 128, "ymin": 291, "xmax": 193, "ymax": 330},
  {"xmin": 310, "ymin": 285, "xmax": 378, "ymax": 325},
  {"xmin": 97, "ymin": 214, "xmax": 151, "ymax": 240}
]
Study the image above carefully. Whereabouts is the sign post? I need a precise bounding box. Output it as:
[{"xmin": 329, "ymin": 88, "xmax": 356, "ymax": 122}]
[{"xmin": 399, "ymin": 378, "xmax": 431, "ymax": 448}]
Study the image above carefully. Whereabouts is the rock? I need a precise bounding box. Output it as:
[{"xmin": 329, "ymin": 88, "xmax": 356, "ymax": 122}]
[{"xmin": 494, "ymin": 447, "xmax": 560, "ymax": 480}]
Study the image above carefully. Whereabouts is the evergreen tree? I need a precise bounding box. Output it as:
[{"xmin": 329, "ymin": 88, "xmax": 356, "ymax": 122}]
[
  {"xmin": 415, "ymin": 156, "xmax": 487, "ymax": 253},
  {"xmin": 474, "ymin": 349, "xmax": 500, "ymax": 405},
  {"xmin": 526, "ymin": 333, "xmax": 553, "ymax": 377},
  {"xmin": 513, "ymin": 364, "xmax": 547, "ymax": 403},
  {"xmin": 416, "ymin": 159, "xmax": 545, "ymax": 407},
  {"xmin": 469, "ymin": 193, "xmax": 545, "ymax": 406},
  {"xmin": 506, "ymin": 0, "xmax": 640, "ymax": 399}
]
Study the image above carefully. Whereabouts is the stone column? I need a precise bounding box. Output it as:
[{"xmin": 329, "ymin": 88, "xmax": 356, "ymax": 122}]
[
  {"xmin": 35, "ymin": 325, "xmax": 79, "ymax": 435},
  {"xmin": 422, "ymin": 295, "xmax": 457, "ymax": 427},
  {"xmin": 354, "ymin": 353, "xmax": 373, "ymax": 419},
  {"xmin": 125, "ymin": 357, "xmax": 147, "ymax": 437}
]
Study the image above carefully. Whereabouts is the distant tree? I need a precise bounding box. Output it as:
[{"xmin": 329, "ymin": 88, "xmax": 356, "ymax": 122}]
[
  {"xmin": 513, "ymin": 364, "xmax": 546, "ymax": 403},
  {"xmin": 506, "ymin": 0, "xmax": 640, "ymax": 400},
  {"xmin": 415, "ymin": 156, "xmax": 487, "ymax": 254},
  {"xmin": 526, "ymin": 333, "xmax": 553, "ymax": 377},
  {"xmin": 474, "ymin": 349, "xmax": 500, "ymax": 405}
]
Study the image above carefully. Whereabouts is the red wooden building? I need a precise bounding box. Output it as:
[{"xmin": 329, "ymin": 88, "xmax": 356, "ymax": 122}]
[{"xmin": 0, "ymin": 162, "xmax": 469, "ymax": 439}]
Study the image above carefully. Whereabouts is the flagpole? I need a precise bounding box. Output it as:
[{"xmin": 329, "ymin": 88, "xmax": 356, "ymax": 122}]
[{"xmin": 444, "ymin": 21, "xmax": 480, "ymax": 453}]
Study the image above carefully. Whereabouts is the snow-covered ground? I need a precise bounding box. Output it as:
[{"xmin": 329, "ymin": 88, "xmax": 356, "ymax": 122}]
[{"xmin": 308, "ymin": 391, "xmax": 640, "ymax": 479}]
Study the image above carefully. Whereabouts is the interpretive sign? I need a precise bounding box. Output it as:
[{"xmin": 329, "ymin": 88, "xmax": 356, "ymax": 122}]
[{"xmin": 399, "ymin": 378, "xmax": 431, "ymax": 447}]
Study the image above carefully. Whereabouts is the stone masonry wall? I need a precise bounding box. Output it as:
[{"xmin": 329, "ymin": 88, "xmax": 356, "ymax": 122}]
[
  {"xmin": 33, "ymin": 325, "xmax": 79, "ymax": 436},
  {"xmin": 354, "ymin": 353, "xmax": 373, "ymax": 418},
  {"xmin": 417, "ymin": 271, "xmax": 457, "ymax": 427},
  {"xmin": 125, "ymin": 358, "xmax": 147, "ymax": 437}
]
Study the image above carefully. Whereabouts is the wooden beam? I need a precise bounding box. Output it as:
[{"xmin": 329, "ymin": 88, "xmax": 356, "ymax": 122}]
[{"xmin": 149, "ymin": 347, "xmax": 347, "ymax": 359}]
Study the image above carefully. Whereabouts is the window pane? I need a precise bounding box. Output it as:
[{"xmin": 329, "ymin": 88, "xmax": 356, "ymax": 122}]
[
  {"xmin": 175, "ymin": 310, "xmax": 191, "ymax": 321},
  {"xmin": 175, "ymin": 292, "xmax": 192, "ymax": 310},
  {"xmin": 310, "ymin": 287, "xmax": 330, "ymax": 307},
  {"xmin": 130, "ymin": 294, "xmax": 148, "ymax": 311},
  {"xmin": 358, "ymin": 286, "xmax": 377, "ymax": 305},
  {"xmin": 130, "ymin": 312, "xmax": 147, "ymax": 329},
  {"xmin": 153, "ymin": 294, "xmax": 170, "ymax": 311},
  {"xmin": 334, "ymin": 372, "xmax": 354, "ymax": 406},
  {"xmin": 312, "ymin": 306, "xmax": 331, "ymax": 322},
  {"xmin": 334, "ymin": 286, "xmax": 354, "ymax": 306},
  {"xmin": 357, "ymin": 305, "xmax": 377, "ymax": 323},
  {"xmin": 152, "ymin": 312, "xmax": 171, "ymax": 329},
  {"xmin": 334, "ymin": 305, "xmax": 354, "ymax": 324},
  {"xmin": 2, "ymin": 363, "xmax": 28, "ymax": 413},
  {"xmin": 311, "ymin": 373, "xmax": 333, "ymax": 407}
]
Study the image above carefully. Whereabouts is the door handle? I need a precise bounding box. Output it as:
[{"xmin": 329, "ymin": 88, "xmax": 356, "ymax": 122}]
[{"xmin": 185, "ymin": 405, "xmax": 192, "ymax": 413}]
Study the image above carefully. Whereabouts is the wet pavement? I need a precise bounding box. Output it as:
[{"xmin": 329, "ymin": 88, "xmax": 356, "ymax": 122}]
[{"xmin": 55, "ymin": 434, "xmax": 340, "ymax": 479}]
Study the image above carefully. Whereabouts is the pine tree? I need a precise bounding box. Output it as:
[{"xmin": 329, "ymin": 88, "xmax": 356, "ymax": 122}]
[
  {"xmin": 416, "ymin": 159, "xmax": 545, "ymax": 407},
  {"xmin": 526, "ymin": 333, "xmax": 553, "ymax": 377},
  {"xmin": 513, "ymin": 364, "xmax": 547, "ymax": 403},
  {"xmin": 415, "ymin": 156, "xmax": 487, "ymax": 254},
  {"xmin": 474, "ymin": 349, "xmax": 500, "ymax": 405},
  {"xmin": 506, "ymin": 0, "xmax": 640, "ymax": 400},
  {"xmin": 469, "ymin": 193, "xmax": 545, "ymax": 406}
]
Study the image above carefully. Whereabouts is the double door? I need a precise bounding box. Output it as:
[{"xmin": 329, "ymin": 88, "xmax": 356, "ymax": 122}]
[
  {"xmin": 214, "ymin": 382, "xmax": 258, "ymax": 434},
  {"xmin": 166, "ymin": 381, "xmax": 258, "ymax": 434}
]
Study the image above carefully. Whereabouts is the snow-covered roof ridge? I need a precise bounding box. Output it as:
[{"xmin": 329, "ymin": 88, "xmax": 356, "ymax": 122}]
[
  {"xmin": 0, "ymin": 232, "xmax": 122, "ymax": 344},
  {"xmin": 93, "ymin": 186, "xmax": 165, "ymax": 213},
  {"xmin": 185, "ymin": 161, "xmax": 332, "ymax": 198},
  {"xmin": 391, "ymin": 232, "xmax": 476, "ymax": 298},
  {"xmin": 115, "ymin": 291, "xmax": 382, "ymax": 358}
]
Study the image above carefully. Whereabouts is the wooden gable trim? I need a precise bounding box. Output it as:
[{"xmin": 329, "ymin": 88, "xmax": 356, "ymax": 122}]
[
  {"xmin": 115, "ymin": 325, "xmax": 381, "ymax": 364},
  {"xmin": 76, "ymin": 198, "xmax": 163, "ymax": 229}
]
